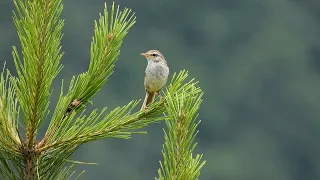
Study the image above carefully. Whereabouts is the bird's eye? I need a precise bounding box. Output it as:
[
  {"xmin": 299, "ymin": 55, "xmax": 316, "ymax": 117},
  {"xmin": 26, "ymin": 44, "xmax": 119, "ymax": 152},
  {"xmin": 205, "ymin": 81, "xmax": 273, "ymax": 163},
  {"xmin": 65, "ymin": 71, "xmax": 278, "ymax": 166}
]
[{"xmin": 152, "ymin": 53, "xmax": 158, "ymax": 57}]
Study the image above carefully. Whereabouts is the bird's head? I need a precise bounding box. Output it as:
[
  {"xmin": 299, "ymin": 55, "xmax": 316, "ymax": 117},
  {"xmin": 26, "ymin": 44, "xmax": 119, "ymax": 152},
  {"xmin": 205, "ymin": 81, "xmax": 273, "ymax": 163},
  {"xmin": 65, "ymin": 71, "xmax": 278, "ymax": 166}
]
[{"xmin": 140, "ymin": 50, "xmax": 166, "ymax": 63}]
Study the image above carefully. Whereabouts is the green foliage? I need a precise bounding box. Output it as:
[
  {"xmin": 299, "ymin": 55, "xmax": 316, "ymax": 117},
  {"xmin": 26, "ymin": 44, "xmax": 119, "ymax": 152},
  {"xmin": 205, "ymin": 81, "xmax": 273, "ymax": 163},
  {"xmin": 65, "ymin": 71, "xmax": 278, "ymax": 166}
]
[
  {"xmin": 157, "ymin": 71, "xmax": 205, "ymax": 180},
  {"xmin": 12, "ymin": 0, "xmax": 65, "ymax": 144},
  {"xmin": 0, "ymin": 66, "xmax": 23, "ymax": 179},
  {"xmin": 0, "ymin": 0, "xmax": 205, "ymax": 179}
]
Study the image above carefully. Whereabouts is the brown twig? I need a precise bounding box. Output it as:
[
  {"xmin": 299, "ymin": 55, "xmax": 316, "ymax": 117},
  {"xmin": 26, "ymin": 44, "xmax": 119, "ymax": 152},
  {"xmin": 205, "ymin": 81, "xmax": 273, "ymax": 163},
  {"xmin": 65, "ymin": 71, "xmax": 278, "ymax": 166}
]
[{"xmin": 35, "ymin": 98, "xmax": 82, "ymax": 153}]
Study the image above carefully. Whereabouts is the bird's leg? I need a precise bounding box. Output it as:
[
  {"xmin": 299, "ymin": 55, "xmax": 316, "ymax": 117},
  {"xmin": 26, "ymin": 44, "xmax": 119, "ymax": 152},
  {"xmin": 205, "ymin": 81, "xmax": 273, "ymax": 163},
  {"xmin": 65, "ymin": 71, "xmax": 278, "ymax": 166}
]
[
  {"xmin": 141, "ymin": 90, "xmax": 149, "ymax": 111},
  {"xmin": 157, "ymin": 90, "xmax": 164, "ymax": 101}
]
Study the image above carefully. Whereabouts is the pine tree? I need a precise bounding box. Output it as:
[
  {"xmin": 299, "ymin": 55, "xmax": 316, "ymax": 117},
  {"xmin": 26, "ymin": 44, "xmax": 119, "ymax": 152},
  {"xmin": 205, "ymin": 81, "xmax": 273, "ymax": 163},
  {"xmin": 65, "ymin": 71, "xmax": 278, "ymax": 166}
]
[{"xmin": 0, "ymin": 0, "xmax": 205, "ymax": 179}]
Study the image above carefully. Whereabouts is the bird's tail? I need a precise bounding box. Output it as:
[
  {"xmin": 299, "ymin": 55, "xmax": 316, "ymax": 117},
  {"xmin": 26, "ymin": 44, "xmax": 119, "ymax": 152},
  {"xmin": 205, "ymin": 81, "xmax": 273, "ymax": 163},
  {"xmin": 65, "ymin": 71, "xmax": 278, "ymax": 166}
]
[{"xmin": 141, "ymin": 91, "xmax": 156, "ymax": 110}]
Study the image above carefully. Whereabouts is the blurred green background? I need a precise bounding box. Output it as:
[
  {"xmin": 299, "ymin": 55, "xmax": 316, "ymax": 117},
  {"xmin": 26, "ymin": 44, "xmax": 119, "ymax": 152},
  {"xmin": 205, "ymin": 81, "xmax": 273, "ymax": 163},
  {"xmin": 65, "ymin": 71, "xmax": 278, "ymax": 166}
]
[{"xmin": 1, "ymin": 0, "xmax": 320, "ymax": 179}]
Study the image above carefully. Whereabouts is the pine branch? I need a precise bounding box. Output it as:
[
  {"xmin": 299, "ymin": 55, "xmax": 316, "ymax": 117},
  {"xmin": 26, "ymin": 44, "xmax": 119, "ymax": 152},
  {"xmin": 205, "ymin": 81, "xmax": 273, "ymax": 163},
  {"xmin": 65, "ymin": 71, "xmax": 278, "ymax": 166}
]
[
  {"xmin": 12, "ymin": 0, "xmax": 64, "ymax": 147},
  {"xmin": 33, "ymin": 70, "xmax": 193, "ymax": 178},
  {"xmin": 11, "ymin": 0, "xmax": 64, "ymax": 178},
  {"xmin": 38, "ymin": 3, "xmax": 136, "ymax": 150},
  {"xmin": 157, "ymin": 71, "xmax": 206, "ymax": 180},
  {"xmin": 0, "ymin": 65, "xmax": 24, "ymax": 179}
]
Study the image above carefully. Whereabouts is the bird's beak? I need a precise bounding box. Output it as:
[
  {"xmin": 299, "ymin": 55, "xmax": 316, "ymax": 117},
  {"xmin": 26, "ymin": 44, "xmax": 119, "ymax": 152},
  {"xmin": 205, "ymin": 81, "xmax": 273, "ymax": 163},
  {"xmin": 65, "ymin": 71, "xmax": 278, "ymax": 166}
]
[{"xmin": 140, "ymin": 53, "xmax": 146, "ymax": 57}]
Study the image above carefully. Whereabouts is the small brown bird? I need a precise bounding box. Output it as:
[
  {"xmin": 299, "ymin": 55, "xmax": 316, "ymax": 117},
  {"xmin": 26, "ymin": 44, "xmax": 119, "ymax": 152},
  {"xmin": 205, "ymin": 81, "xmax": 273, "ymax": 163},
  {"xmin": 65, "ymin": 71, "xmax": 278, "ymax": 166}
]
[{"xmin": 140, "ymin": 50, "xmax": 169, "ymax": 110}]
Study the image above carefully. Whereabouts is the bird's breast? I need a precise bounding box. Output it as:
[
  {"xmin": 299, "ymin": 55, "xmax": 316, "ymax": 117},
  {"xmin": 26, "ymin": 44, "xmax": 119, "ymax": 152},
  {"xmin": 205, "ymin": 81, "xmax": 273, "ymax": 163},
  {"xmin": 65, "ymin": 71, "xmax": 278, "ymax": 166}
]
[{"xmin": 144, "ymin": 63, "xmax": 169, "ymax": 92}]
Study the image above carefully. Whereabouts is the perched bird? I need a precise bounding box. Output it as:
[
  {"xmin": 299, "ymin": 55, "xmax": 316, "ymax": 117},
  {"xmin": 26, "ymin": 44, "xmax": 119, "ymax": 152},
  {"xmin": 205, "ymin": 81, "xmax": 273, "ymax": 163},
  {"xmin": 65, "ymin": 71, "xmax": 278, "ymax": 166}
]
[{"xmin": 140, "ymin": 50, "xmax": 169, "ymax": 110}]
